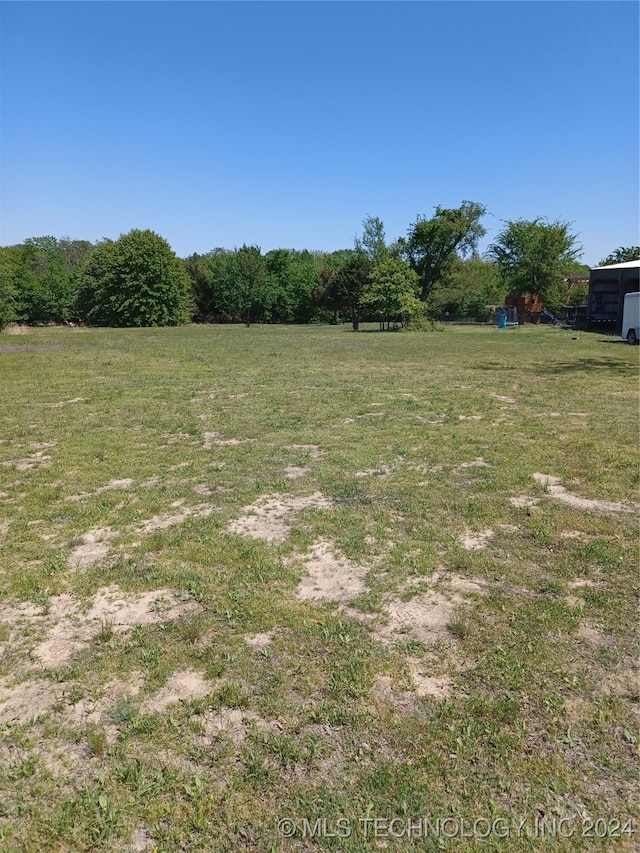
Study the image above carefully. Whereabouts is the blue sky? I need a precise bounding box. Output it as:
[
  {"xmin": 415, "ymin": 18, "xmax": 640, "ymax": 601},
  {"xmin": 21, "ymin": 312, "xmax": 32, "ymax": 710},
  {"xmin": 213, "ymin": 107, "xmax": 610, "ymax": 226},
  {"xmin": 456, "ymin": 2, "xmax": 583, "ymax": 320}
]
[{"xmin": 1, "ymin": 1, "xmax": 638, "ymax": 266}]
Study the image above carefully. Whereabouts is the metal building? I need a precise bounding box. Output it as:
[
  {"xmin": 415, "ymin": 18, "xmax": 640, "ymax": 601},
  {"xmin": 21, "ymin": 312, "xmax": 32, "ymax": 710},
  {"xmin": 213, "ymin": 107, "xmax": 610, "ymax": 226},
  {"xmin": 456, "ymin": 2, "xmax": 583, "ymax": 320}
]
[{"xmin": 587, "ymin": 259, "xmax": 640, "ymax": 332}]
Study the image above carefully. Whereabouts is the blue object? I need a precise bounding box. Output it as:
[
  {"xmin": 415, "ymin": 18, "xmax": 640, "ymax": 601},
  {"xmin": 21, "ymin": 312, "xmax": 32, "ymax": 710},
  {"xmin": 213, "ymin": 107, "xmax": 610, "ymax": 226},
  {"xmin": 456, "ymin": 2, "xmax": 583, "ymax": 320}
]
[{"xmin": 498, "ymin": 314, "xmax": 507, "ymax": 329}]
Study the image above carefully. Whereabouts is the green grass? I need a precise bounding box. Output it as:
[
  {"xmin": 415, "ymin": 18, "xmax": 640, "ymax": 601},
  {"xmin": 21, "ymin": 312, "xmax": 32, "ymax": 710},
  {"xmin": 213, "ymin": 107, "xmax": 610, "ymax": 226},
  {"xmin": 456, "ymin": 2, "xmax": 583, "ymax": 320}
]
[{"xmin": 0, "ymin": 322, "xmax": 638, "ymax": 851}]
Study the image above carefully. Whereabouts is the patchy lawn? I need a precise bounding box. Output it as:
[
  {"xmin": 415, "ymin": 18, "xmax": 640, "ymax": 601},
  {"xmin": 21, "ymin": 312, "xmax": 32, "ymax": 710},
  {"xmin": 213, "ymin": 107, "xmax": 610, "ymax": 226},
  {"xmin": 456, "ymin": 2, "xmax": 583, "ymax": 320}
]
[{"xmin": 0, "ymin": 322, "xmax": 638, "ymax": 851}]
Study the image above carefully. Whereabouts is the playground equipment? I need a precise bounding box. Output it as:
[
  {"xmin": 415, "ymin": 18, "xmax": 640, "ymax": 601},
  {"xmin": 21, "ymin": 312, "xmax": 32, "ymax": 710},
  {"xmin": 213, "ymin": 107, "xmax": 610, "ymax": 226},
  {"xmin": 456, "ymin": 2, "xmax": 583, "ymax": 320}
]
[
  {"xmin": 541, "ymin": 307, "xmax": 561, "ymax": 325},
  {"xmin": 494, "ymin": 306, "xmax": 519, "ymax": 328}
]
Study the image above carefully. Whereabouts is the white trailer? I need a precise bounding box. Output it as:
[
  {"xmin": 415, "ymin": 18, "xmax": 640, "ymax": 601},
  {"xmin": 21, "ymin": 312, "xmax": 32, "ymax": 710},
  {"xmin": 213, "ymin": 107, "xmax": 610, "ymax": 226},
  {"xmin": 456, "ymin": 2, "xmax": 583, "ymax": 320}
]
[{"xmin": 621, "ymin": 292, "xmax": 640, "ymax": 344}]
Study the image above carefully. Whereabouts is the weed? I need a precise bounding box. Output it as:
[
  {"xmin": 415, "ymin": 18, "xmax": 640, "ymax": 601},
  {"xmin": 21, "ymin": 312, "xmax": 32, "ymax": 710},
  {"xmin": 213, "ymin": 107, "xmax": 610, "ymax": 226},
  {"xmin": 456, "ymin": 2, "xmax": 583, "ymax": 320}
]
[
  {"xmin": 86, "ymin": 726, "xmax": 108, "ymax": 757},
  {"xmin": 96, "ymin": 618, "xmax": 115, "ymax": 644},
  {"xmin": 106, "ymin": 696, "xmax": 139, "ymax": 726},
  {"xmin": 212, "ymin": 683, "xmax": 249, "ymax": 709}
]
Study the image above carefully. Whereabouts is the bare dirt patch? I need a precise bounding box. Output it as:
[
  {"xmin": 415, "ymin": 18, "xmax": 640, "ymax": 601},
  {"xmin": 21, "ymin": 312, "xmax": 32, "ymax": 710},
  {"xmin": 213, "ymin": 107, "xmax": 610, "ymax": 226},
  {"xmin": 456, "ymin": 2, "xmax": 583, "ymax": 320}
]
[
  {"xmin": 355, "ymin": 463, "xmax": 394, "ymax": 478},
  {"xmin": 68, "ymin": 478, "xmax": 136, "ymax": 502},
  {"xmin": 452, "ymin": 457, "xmax": 492, "ymax": 474},
  {"xmin": 67, "ymin": 504, "xmax": 217, "ymax": 566},
  {"xmin": 204, "ymin": 431, "xmax": 254, "ymax": 448},
  {"xmin": 0, "ymin": 678, "xmax": 63, "ymax": 725},
  {"xmin": 532, "ymin": 473, "xmax": 637, "ymax": 514},
  {"xmin": 140, "ymin": 670, "xmax": 213, "ymax": 714},
  {"xmin": 577, "ymin": 624, "xmax": 607, "ymax": 645},
  {"xmin": 343, "ymin": 412, "xmax": 385, "ymax": 424},
  {"xmin": 244, "ymin": 630, "xmax": 278, "ymax": 651},
  {"xmin": 227, "ymin": 492, "xmax": 332, "ymax": 544},
  {"xmin": 198, "ymin": 708, "xmax": 281, "ymax": 747},
  {"xmin": 295, "ymin": 540, "xmax": 370, "ymax": 603},
  {"xmin": 601, "ymin": 671, "xmax": 640, "ymax": 702},
  {"xmin": 510, "ymin": 496, "xmax": 540, "ymax": 509},
  {"xmin": 284, "ymin": 444, "xmax": 326, "ymax": 460},
  {"xmin": 567, "ymin": 578, "xmax": 597, "ymax": 590},
  {"xmin": 407, "ymin": 662, "xmax": 453, "ymax": 699},
  {"xmin": 284, "ymin": 466, "xmax": 310, "ymax": 480},
  {"xmin": 68, "ymin": 527, "xmax": 116, "ymax": 568},
  {"xmin": 134, "ymin": 502, "xmax": 216, "ymax": 534},
  {"xmin": 100, "ymin": 478, "xmax": 135, "ymax": 492},
  {"xmin": 2, "ymin": 451, "xmax": 52, "ymax": 471},
  {"xmin": 44, "ymin": 397, "xmax": 86, "ymax": 408},
  {"xmin": 371, "ymin": 674, "xmax": 416, "ymax": 710},
  {"xmin": 0, "ymin": 586, "xmax": 201, "ymax": 680},
  {"xmin": 68, "ymin": 673, "xmax": 145, "ymax": 725},
  {"xmin": 459, "ymin": 528, "xmax": 493, "ymax": 551},
  {"xmin": 379, "ymin": 591, "xmax": 462, "ymax": 646},
  {"xmin": 374, "ymin": 572, "xmax": 486, "ymax": 651}
]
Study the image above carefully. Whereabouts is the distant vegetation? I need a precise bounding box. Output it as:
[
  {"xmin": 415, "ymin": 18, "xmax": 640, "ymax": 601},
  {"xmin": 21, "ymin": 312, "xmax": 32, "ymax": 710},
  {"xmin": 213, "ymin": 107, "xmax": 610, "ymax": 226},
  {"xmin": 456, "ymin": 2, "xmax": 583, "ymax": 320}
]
[{"xmin": 3, "ymin": 202, "xmax": 623, "ymax": 330}]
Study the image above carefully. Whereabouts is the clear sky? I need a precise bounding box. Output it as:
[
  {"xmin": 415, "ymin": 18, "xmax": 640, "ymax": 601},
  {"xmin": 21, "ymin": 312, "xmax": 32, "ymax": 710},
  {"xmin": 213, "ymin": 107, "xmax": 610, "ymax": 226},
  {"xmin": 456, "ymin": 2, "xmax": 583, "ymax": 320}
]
[{"xmin": 1, "ymin": 1, "xmax": 638, "ymax": 266}]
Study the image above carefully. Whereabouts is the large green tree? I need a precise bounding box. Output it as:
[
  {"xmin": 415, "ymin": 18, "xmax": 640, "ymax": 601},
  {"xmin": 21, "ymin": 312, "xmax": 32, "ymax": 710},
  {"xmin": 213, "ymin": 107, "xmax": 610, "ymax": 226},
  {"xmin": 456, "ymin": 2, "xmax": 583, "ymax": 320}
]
[
  {"xmin": 231, "ymin": 244, "xmax": 269, "ymax": 327},
  {"xmin": 312, "ymin": 250, "xmax": 372, "ymax": 330},
  {"xmin": 355, "ymin": 216, "xmax": 388, "ymax": 265},
  {"xmin": 0, "ymin": 248, "xmax": 18, "ymax": 329},
  {"xmin": 310, "ymin": 251, "xmax": 353, "ymax": 324},
  {"xmin": 599, "ymin": 246, "xmax": 640, "ymax": 265},
  {"xmin": 8, "ymin": 237, "xmax": 76, "ymax": 323},
  {"xmin": 265, "ymin": 249, "xmax": 317, "ymax": 324},
  {"xmin": 399, "ymin": 201, "xmax": 487, "ymax": 301},
  {"xmin": 76, "ymin": 229, "xmax": 192, "ymax": 327},
  {"xmin": 361, "ymin": 257, "xmax": 421, "ymax": 328},
  {"xmin": 486, "ymin": 218, "xmax": 582, "ymax": 313},
  {"xmin": 429, "ymin": 256, "xmax": 503, "ymax": 316}
]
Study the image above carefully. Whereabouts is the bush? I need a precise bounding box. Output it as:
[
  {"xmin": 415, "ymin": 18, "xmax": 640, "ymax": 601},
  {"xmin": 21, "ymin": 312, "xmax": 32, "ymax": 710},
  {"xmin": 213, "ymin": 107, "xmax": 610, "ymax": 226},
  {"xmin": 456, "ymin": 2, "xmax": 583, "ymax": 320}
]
[{"xmin": 76, "ymin": 230, "xmax": 193, "ymax": 327}]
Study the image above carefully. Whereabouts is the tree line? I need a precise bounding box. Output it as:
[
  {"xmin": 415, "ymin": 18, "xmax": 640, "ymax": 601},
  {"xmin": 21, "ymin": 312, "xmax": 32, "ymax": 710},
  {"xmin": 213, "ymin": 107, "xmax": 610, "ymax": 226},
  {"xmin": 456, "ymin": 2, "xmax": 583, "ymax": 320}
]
[{"xmin": 1, "ymin": 203, "xmax": 633, "ymax": 331}]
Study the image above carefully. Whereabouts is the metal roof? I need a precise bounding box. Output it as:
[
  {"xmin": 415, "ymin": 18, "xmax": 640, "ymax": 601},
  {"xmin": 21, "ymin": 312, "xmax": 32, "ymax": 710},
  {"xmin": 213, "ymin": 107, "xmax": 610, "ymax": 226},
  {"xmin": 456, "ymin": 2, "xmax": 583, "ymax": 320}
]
[{"xmin": 590, "ymin": 259, "xmax": 640, "ymax": 271}]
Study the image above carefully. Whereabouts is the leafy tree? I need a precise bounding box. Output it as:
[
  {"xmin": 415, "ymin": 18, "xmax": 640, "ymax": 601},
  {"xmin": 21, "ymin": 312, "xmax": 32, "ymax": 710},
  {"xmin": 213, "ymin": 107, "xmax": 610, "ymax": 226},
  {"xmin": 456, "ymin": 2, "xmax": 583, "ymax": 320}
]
[
  {"xmin": 0, "ymin": 248, "xmax": 18, "ymax": 329},
  {"xmin": 355, "ymin": 216, "xmax": 388, "ymax": 265},
  {"xmin": 265, "ymin": 249, "xmax": 317, "ymax": 324},
  {"xmin": 331, "ymin": 251, "xmax": 373, "ymax": 330},
  {"xmin": 599, "ymin": 246, "xmax": 640, "ymax": 265},
  {"xmin": 10, "ymin": 237, "xmax": 76, "ymax": 323},
  {"xmin": 311, "ymin": 250, "xmax": 371, "ymax": 329},
  {"xmin": 310, "ymin": 251, "xmax": 350, "ymax": 324},
  {"xmin": 76, "ymin": 229, "xmax": 192, "ymax": 327},
  {"xmin": 184, "ymin": 252, "xmax": 218, "ymax": 322},
  {"xmin": 429, "ymin": 256, "xmax": 503, "ymax": 316},
  {"xmin": 232, "ymin": 244, "xmax": 268, "ymax": 327},
  {"xmin": 58, "ymin": 238, "xmax": 95, "ymax": 271},
  {"xmin": 206, "ymin": 248, "xmax": 240, "ymax": 321},
  {"xmin": 399, "ymin": 201, "xmax": 487, "ymax": 301},
  {"xmin": 486, "ymin": 218, "xmax": 582, "ymax": 314},
  {"xmin": 362, "ymin": 257, "xmax": 421, "ymax": 328}
]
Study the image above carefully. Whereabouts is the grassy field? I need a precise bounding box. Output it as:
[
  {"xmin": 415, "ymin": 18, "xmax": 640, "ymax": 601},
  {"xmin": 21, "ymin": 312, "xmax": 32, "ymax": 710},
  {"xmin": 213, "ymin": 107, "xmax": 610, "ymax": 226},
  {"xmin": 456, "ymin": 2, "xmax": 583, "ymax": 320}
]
[{"xmin": 0, "ymin": 322, "xmax": 638, "ymax": 852}]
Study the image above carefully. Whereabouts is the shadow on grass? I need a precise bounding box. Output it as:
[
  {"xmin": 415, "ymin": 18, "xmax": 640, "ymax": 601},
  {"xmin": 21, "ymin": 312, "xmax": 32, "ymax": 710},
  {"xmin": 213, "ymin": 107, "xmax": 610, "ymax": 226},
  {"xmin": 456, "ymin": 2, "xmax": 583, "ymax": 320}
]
[
  {"xmin": 471, "ymin": 356, "xmax": 635, "ymax": 375},
  {"xmin": 534, "ymin": 357, "xmax": 636, "ymax": 375}
]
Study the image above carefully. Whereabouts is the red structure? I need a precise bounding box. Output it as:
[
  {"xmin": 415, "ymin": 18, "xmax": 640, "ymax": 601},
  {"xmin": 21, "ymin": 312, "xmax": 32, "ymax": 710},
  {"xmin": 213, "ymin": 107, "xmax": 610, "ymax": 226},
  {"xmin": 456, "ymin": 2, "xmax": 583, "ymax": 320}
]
[{"xmin": 505, "ymin": 294, "xmax": 546, "ymax": 323}]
